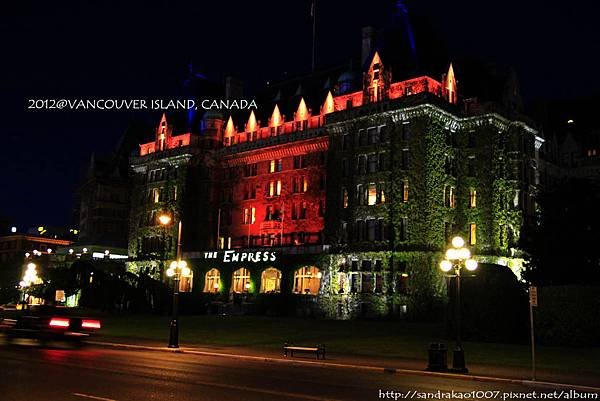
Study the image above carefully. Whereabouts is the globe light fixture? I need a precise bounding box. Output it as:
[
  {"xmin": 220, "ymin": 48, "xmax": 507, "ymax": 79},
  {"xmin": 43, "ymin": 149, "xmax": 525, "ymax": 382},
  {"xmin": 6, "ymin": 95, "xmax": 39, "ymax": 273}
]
[
  {"xmin": 451, "ymin": 236, "xmax": 465, "ymax": 248},
  {"xmin": 465, "ymin": 259, "xmax": 478, "ymax": 271},
  {"xmin": 440, "ymin": 260, "xmax": 453, "ymax": 272}
]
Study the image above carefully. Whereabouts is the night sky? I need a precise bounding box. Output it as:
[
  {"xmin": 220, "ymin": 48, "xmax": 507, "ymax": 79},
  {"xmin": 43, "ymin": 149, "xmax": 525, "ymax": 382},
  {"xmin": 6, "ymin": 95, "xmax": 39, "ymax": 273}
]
[{"xmin": 2, "ymin": 0, "xmax": 599, "ymax": 230}]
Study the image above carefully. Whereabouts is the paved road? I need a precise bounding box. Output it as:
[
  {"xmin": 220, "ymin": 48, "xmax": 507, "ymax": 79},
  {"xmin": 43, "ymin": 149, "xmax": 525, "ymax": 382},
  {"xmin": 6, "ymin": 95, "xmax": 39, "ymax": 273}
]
[{"xmin": 0, "ymin": 340, "xmax": 589, "ymax": 401}]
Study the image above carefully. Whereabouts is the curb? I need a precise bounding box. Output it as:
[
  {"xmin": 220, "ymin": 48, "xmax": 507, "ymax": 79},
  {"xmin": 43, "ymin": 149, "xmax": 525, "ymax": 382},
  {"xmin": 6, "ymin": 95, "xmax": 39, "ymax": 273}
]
[{"xmin": 88, "ymin": 340, "xmax": 600, "ymax": 393}]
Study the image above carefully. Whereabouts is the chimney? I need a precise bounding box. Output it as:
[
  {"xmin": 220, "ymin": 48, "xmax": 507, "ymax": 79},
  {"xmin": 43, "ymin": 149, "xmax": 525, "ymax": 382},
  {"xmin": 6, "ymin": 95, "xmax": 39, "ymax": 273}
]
[
  {"xmin": 361, "ymin": 26, "xmax": 375, "ymax": 66},
  {"xmin": 225, "ymin": 76, "xmax": 244, "ymax": 99}
]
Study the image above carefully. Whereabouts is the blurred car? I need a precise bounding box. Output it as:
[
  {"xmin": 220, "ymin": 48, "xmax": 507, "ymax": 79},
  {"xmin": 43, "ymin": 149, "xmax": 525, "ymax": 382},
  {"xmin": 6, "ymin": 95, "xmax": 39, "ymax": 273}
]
[
  {"xmin": 0, "ymin": 303, "xmax": 17, "ymax": 311},
  {"xmin": 0, "ymin": 305, "xmax": 101, "ymax": 343}
]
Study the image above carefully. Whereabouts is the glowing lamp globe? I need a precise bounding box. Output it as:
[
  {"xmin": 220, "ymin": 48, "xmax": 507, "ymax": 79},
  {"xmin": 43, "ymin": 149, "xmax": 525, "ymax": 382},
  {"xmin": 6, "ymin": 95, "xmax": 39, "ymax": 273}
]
[
  {"xmin": 169, "ymin": 261, "xmax": 178, "ymax": 270},
  {"xmin": 178, "ymin": 260, "xmax": 187, "ymax": 269},
  {"xmin": 445, "ymin": 248, "xmax": 458, "ymax": 261},
  {"xmin": 27, "ymin": 262, "xmax": 36, "ymax": 271},
  {"xmin": 465, "ymin": 259, "xmax": 478, "ymax": 271},
  {"xmin": 440, "ymin": 260, "xmax": 453, "ymax": 272},
  {"xmin": 457, "ymin": 248, "xmax": 471, "ymax": 260},
  {"xmin": 19, "ymin": 280, "xmax": 27, "ymax": 287},
  {"xmin": 181, "ymin": 266, "xmax": 191, "ymax": 276},
  {"xmin": 451, "ymin": 236, "xmax": 465, "ymax": 248},
  {"xmin": 166, "ymin": 268, "xmax": 175, "ymax": 277}
]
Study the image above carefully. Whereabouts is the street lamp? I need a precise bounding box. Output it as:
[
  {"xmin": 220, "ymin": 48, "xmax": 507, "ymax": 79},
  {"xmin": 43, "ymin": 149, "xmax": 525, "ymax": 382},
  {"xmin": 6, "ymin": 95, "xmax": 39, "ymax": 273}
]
[
  {"xmin": 439, "ymin": 235, "xmax": 478, "ymax": 373},
  {"xmin": 159, "ymin": 212, "xmax": 183, "ymax": 348},
  {"xmin": 20, "ymin": 262, "xmax": 39, "ymax": 306}
]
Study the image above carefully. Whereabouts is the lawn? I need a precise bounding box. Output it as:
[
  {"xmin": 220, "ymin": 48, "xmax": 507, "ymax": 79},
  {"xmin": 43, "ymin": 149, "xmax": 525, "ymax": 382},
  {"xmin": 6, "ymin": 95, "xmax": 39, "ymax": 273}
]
[{"xmin": 98, "ymin": 314, "xmax": 600, "ymax": 375}]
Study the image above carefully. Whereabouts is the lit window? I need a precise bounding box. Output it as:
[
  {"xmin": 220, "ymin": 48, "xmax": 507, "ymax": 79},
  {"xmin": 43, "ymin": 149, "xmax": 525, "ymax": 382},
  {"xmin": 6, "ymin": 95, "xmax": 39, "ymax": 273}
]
[
  {"xmin": 203, "ymin": 268, "xmax": 220, "ymax": 293},
  {"xmin": 267, "ymin": 181, "xmax": 281, "ymax": 197},
  {"xmin": 342, "ymin": 187, "xmax": 349, "ymax": 208},
  {"xmin": 260, "ymin": 268, "xmax": 282, "ymax": 293},
  {"xmin": 402, "ymin": 180, "xmax": 409, "ymax": 203},
  {"xmin": 469, "ymin": 189, "xmax": 477, "ymax": 208},
  {"xmin": 450, "ymin": 187, "xmax": 456, "ymax": 208},
  {"xmin": 368, "ymin": 184, "xmax": 377, "ymax": 205},
  {"xmin": 269, "ymin": 159, "xmax": 283, "ymax": 173},
  {"xmin": 269, "ymin": 181, "xmax": 275, "ymax": 196},
  {"xmin": 302, "ymin": 177, "xmax": 308, "ymax": 192},
  {"xmin": 293, "ymin": 266, "xmax": 322, "ymax": 295},
  {"xmin": 152, "ymin": 188, "xmax": 160, "ymax": 203},
  {"xmin": 231, "ymin": 268, "xmax": 251, "ymax": 293},
  {"xmin": 243, "ymin": 207, "xmax": 255, "ymax": 224},
  {"xmin": 469, "ymin": 223, "xmax": 477, "ymax": 245}
]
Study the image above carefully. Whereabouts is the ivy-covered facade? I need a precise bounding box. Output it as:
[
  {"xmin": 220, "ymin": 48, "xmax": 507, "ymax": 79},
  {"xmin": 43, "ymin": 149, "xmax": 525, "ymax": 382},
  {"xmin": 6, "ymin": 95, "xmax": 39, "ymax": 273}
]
[{"xmin": 126, "ymin": 52, "xmax": 541, "ymax": 319}]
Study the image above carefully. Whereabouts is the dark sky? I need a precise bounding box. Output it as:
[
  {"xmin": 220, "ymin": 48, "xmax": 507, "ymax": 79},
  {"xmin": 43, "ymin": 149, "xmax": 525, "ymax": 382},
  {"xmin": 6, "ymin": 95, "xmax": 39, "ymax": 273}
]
[{"xmin": 2, "ymin": 0, "xmax": 600, "ymax": 229}]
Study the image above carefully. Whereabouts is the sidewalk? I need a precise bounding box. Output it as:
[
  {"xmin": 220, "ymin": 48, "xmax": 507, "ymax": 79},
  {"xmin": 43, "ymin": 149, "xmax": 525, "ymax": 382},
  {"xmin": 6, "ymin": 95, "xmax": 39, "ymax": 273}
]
[{"xmin": 91, "ymin": 335, "xmax": 600, "ymax": 391}]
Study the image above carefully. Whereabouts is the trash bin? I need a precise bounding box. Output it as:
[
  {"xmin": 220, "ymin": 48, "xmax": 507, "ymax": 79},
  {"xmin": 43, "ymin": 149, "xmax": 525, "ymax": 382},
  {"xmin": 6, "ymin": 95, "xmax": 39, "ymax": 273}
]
[{"xmin": 427, "ymin": 343, "xmax": 448, "ymax": 371}]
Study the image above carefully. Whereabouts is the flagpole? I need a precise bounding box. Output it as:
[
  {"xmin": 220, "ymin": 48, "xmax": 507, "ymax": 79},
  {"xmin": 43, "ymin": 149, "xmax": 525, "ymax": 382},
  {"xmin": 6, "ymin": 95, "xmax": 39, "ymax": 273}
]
[{"xmin": 311, "ymin": 0, "xmax": 316, "ymax": 72}]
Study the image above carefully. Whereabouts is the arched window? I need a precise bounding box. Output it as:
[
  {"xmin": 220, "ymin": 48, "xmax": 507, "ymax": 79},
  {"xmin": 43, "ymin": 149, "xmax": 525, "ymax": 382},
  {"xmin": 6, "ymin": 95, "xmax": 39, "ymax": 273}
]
[
  {"xmin": 231, "ymin": 268, "xmax": 251, "ymax": 293},
  {"xmin": 203, "ymin": 268, "xmax": 220, "ymax": 293},
  {"xmin": 260, "ymin": 268, "xmax": 282, "ymax": 293},
  {"xmin": 293, "ymin": 266, "xmax": 322, "ymax": 295}
]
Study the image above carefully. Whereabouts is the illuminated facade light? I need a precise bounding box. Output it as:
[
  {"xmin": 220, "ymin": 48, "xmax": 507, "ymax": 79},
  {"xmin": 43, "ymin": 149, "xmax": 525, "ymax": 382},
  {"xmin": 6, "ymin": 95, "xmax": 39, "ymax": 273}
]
[
  {"xmin": 322, "ymin": 91, "xmax": 335, "ymax": 114},
  {"xmin": 158, "ymin": 214, "xmax": 172, "ymax": 225},
  {"xmin": 295, "ymin": 97, "xmax": 308, "ymax": 121},
  {"xmin": 11, "ymin": 226, "xmax": 17, "ymax": 233},
  {"xmin": 270, "ymin": 104, "xmax": 282, "ymax": 127},
  {"xmin": 246, "ymin": 110, "xmax": 257, "ymax": 133}
]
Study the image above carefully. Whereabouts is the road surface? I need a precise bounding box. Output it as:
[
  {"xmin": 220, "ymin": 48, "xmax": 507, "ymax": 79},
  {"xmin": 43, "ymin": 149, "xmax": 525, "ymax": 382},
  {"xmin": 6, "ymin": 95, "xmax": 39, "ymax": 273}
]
[{"xmin": 0, "ymin": 340, "xmax": 587, "ymax": 401}]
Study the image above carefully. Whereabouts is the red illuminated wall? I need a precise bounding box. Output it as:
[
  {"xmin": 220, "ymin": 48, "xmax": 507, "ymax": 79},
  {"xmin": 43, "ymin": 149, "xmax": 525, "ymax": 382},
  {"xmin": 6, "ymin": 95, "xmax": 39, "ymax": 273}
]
[{"xmin": 218, "ymin": 136, "xmax": 328, "ymax": 248}]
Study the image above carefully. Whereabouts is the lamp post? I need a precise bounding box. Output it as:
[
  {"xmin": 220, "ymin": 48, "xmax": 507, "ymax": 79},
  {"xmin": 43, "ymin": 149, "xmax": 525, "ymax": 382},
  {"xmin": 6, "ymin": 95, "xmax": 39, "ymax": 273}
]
[
  {"xmin": 159, "ymin": 213, "xmax": 185, "ymax": 348},
  {"xmin": 439, "ymin": 236, "xmax": 478, "ymax": 373}
]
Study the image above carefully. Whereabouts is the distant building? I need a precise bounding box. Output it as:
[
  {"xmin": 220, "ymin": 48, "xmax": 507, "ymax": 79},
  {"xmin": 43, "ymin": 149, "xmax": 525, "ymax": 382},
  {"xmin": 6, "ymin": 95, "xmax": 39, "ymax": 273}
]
[{"xmin": 76, "ymin": 153, "xmax": 130, "ymax": 249}]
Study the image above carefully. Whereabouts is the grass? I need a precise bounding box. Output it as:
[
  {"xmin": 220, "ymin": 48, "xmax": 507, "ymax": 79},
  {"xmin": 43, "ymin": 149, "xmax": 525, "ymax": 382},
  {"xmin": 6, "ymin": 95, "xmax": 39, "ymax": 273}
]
[{"xmin": 98, "ymin": 314, "xmax": 600, "ymax": 375}]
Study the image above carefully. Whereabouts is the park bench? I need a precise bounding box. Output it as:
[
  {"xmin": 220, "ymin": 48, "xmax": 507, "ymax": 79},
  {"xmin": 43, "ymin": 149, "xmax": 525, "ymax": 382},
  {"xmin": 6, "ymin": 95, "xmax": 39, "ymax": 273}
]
[{"xmin": 283, "ymin": 343, "xmax": 326, "ymax": 359}]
